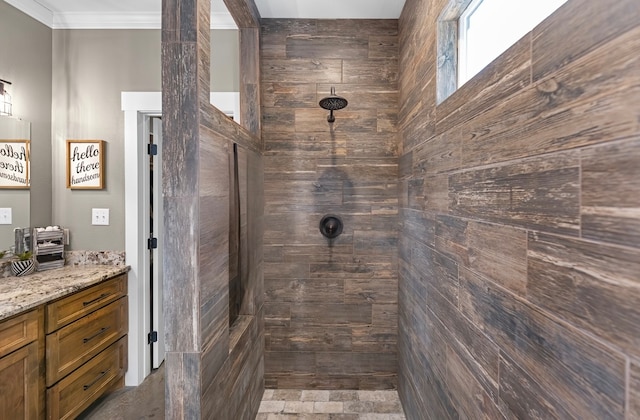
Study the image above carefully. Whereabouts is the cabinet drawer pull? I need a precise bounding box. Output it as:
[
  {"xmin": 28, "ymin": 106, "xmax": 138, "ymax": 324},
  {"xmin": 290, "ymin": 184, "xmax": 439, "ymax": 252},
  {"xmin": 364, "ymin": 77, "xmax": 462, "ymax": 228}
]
[
  {"xmin": 82, "ymin": 293, "xmax": 110, "ymax": 307},
  {"xmin": 83, "ymin": 326, "xmax": 110, "ymax": 344},
  {"xmin": 83, "ymin": 369, "xmax": 110, "ymax": 391}
]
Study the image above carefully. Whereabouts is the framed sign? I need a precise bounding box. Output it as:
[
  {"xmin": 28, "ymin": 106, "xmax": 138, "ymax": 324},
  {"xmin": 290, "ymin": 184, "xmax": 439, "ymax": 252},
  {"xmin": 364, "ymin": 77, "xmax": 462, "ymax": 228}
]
[
  {"xmin": 0, "ymin": 140, "xmax": 30, "ymax": 189},
  {"xmin": 66, "ymin": 140, "xmax": 104, "ymax": 189}
]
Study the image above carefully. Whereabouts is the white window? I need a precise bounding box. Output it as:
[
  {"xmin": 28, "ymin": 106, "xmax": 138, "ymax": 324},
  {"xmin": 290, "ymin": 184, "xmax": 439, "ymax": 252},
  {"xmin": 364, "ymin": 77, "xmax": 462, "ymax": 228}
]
[{"xmin": 457, "ymin": 0, "xmax": 568, "ymax": 86}]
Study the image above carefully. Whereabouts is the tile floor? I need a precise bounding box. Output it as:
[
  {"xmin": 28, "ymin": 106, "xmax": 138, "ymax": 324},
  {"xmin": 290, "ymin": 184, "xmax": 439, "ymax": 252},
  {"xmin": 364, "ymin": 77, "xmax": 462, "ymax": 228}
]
[
  {"xmin": 79, "ymin": 364, "xmax": 406, "ymax": 419},
  {"xmin": 257, "ymin": 389, "xmax": 406, "ymax": 419}
]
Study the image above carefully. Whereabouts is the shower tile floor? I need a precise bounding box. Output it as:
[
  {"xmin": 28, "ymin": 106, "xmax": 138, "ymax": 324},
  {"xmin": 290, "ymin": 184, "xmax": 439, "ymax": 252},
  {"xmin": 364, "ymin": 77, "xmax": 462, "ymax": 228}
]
[
  {"xmin": 257, "ymin": 389, "xmax": 406, "ymax": 419},
  {"xmin": 80, "ymin": 362, "xmax": 406, "ymax": 419}
]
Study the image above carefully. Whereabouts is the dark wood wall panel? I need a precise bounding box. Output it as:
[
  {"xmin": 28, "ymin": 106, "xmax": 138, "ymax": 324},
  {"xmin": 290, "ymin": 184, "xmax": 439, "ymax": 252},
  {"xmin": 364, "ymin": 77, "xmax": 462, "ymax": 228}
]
[
  {"xmin": 162, "ymin": 0, "xmax": 264, "ymax": 418},
  {"xmin": 398, "ymin": 0, "xmax": 640, "ymax": 418},
  {"xmin": 261, "ymin": 18, "xmax": 399, "ymax": 389}
]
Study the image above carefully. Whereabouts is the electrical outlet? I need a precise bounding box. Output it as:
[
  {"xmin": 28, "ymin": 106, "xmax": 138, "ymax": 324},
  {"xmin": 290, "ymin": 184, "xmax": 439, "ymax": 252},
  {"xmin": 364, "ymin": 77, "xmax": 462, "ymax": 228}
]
[
  {"xmin": 91, "ymin": 208, "xmax": 109, "ymax": 226},
  {"xmin": 0, "ymin": 208, "xmax": 11, "ymax": 225}
]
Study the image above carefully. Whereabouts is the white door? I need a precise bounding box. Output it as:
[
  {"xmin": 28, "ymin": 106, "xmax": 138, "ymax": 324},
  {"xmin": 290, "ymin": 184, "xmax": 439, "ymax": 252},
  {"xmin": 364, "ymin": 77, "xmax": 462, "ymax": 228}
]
[{"xmin": 146, "ymin": 116, "xmax": 165, "ymax": 369}]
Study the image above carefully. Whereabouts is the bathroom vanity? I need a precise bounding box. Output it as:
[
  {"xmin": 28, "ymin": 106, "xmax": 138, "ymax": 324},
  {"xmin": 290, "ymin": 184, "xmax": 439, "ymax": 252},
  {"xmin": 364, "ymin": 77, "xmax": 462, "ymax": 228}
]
[{"xmin": 0, "ymin": 265, "xmax": 128, "ymax": 419}]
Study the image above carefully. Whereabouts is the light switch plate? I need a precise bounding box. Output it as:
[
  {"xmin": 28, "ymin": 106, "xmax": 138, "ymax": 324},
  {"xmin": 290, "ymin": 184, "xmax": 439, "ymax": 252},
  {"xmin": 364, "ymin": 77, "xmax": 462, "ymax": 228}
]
[
  {"xmin": 0, "ymin": 208, "xmax": 11, "ymax": 225},
  {"xmin": 91, "ymin": 208, "xmax": 109, "ymax": 225}
]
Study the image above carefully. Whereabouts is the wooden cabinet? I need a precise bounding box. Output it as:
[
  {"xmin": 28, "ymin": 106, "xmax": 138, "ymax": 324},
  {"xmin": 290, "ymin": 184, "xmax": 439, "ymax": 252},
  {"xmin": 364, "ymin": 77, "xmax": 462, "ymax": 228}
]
[
  {"xmin": 45, "ymin": 274, "xmax": 128, "ymax": 420},
  {"xmin": 0, "ymin": 308, "xmax": 45, "ymax": 420}
]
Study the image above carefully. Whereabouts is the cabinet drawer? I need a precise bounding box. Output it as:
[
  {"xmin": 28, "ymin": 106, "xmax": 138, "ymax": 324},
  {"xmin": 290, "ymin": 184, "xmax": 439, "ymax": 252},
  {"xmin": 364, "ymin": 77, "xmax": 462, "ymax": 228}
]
[
  {"xmin": 46, "ymin": 274, "xmax": 127, "ymax": 334},
  {"xmin": 0, "ymin": 309, "xmax": 40, "ymax": 359},
  {"xmin": 46, "ymin": 297, "xmax": 127, "ymax": 387},
  {"xmin": 0, "ymin": 341, "xmax": 41, "ymax": 420},
  {"xmin": 47, "ymin": 336, "xmax": 127, "ymax": 420}
]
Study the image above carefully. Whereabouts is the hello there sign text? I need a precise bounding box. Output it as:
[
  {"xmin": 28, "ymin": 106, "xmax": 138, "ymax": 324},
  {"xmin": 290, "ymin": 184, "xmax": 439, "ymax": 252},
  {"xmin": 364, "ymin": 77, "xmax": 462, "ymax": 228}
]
[
  {"xmin": 66, "ymin": 140, "xmax": 104, "ymax": 189},
  {"xmin": 0, "ymin": 140, "xmax": 30, "ymax": 189}
]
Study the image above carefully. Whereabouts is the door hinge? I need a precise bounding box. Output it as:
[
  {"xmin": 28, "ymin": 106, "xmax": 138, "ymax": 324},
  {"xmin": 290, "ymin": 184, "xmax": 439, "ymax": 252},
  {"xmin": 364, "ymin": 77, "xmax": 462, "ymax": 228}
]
[
  {"xmin": 147, "ymin": 144, "xmax": 158, "ymax": 155},
  {"xmin": 147, "ymin": 237, "xmax": 158, "ymax": 250},
  {"xmin": 148, "ymin": 331, "xmax": 158, "ymax": 344}
]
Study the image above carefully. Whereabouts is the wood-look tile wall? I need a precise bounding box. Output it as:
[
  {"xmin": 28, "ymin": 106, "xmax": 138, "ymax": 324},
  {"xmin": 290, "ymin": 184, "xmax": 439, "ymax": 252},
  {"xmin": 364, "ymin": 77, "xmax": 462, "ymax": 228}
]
[
  {"xmin": 398, "ymin": 0, "xmax": 640, "ymax": 418},
  {"xmin": 260, "ymin": 19, "xmax": 400, "ymax": 389},
  {"xmin": 162, "ymin": 0, "xmax": 264, "ymax": 418}
]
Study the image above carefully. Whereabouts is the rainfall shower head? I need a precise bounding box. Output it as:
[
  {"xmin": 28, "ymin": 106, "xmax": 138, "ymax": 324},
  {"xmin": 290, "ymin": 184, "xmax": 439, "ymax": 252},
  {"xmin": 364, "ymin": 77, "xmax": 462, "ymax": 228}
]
[{"xmin": 319, "ymin": 87, "xmax": 348, "ymax": 123}]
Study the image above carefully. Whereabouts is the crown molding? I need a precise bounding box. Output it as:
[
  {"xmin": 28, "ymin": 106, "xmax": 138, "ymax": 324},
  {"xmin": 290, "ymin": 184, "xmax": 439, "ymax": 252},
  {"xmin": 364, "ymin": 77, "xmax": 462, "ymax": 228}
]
[
  {"xmin": 52, "ymin": 12, "xmax": 161, "ymax": 29},
  {"xmin": 5, "ymin": 0, "xmax": 53, "ymax": 27},
  {"xmin": 6, "ymin": 1, "xmax": 237, "ymax": 30}
]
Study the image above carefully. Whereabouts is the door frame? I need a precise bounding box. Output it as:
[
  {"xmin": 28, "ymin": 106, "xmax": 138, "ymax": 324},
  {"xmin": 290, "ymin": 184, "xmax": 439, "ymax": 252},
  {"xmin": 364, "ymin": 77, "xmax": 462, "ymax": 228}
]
[{"xmin": 122, "ymin": 91, "xmax": 239, "ymax": 386}]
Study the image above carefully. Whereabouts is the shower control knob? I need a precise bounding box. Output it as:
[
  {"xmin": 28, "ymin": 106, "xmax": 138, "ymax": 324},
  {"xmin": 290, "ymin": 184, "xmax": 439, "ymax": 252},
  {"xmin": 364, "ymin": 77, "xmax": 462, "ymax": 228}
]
[{"xmin": 319, "ymin": 215, "xmax": 343, "ymax": 239}]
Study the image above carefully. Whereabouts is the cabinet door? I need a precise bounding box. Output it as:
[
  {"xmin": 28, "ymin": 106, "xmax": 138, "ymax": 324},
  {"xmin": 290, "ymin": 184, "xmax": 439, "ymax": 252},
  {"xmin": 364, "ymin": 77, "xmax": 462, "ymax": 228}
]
[{"xmin": 0, "ymin": 341, "xmax": 40, "ymax": 420}]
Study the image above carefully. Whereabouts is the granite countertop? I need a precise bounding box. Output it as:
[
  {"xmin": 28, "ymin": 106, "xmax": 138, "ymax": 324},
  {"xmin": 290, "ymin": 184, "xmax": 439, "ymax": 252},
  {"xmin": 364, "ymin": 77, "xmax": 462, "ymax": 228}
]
[{"xmin": 0, "ymin": 265, "xmax": 130, "ymax": 322}]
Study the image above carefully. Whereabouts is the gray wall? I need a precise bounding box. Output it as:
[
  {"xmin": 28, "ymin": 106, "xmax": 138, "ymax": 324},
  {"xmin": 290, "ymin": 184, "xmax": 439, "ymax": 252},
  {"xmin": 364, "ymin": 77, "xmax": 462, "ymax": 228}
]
[
  {"xmin": 0, "ymin": 1, "xmax": 52, "ymax": 233},
  {"xmin": 51, "ymin": 29, "xmax": 239, "ymax": 250},
  {"xmin": 212, "ymin": 30, "xmax": 240, "ymax": 92}
]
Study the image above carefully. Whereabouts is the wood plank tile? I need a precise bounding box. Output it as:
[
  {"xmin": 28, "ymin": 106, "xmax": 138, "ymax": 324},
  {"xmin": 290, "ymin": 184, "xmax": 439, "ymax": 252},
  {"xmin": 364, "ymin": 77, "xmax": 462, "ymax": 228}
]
[
  {"xmin": 343, "ymin": 59, "xmax": 399, "ymax": 84},
  {"xmin": 264, "ymin": 278, "xmax": 345, "ymax": 303},
  {"xmin": 286, "ymin": 34, "xmax": 369, "ymax": 59},
  {"xmin": 354, "ymin": 230, "xmax": 398, "ymax": 256},
  {"xmin": 317, "ymin": 20, "xmax": 398, "ymax": 37},
  {"xmin": 265, "ymin": 351, "xmax": 316, "ymax": 374},
  {"xmin": 372, "ymin": 304, "xmax": 398, "ymax": 329},
  {"xmin": 316, "ymin": 158, "xmax": 398, "ymax": 182},
  {"xmin": 527, "ymin": 232, "xmax": 640, "ymax": 357},
  {"xmin": 411, "ymin": 242, "xmax": 458, "ymax": 306},
  {"xmin": 310, "ymin": 262, "xmax": 396, "ymax": 280},
  {"xmin": 345, "ymin": 279, "xmax": 398, "ymax": 304},
  {"xmin": 412, "ymin": 132, "xmax": 460, "ymax": 175},
  {"xmin": 316, "ymin": 83, "xmax": 399, "ymax": 110},
  {"xmin": 435, "ymin": 216, "xmax": 528, "ymax": 296},
  {"xmin": 262, "ymin": 58, "xmax": 343, "ymax": 83},
  {"xmin": 428, "ymin": 294, "xmax": 500, "ymax": 389},
  {"xmin": 316, "ymin": 352, "xmax": 397, "ymax": 375},
  {"xmin": 400, "ymin": 101, "xmax": 436, "ymax": 152},
  {"xmin": 262, "ymin": 107, "xmax": 295, "ymax": 133},
  {"xmin": 266, "ymin": 327, "xmax": 352, "ymax": 352},
  {"xmin": 223, "ymin": 0, "xmax": 260, "ymax": 28},
  {"xmin": 343, "ymin": 181, "xmax": 398, "ymax": 205},
  {"xmin": 268, "ymin": 374, "xmax": 360, "ymax": 390},
  {"xmin": 290, "ymin": 303, "xmax": 372, "ymax": 327},
  {"xmin": 437, "ymin": 34, "xmax": 531, "ymax": 134},
  {"xmin": 369, "ymin": 36, "xmax": 399, "ymax": 59},
  {"xmin": 401, "ymin": 208, "xmax": 436, "ymax": 246},
  {"xmin": 261, "ymin": 83, "xmax": 317, "ymax": 107},
  {"xmin": 449, "ymin": 151, "xmax": 580, "ymax": 235},
  {"xmin": 264, "ymin": 179, "xmax": 343, "ymax": 206},
  {"xmin": 461, "ymin": 24, "xmax": 640, "ymax": 168},
  {"xmin": 446, "ymin": 348, "xmax": 506, "ymax": 420},
  {"xmin": 459, "ymin": 267, "xmax": 626, "ymax": 419},
  {"xmin": 499, "ymin": 351, "xmax": 574, "ymax": 420},
  {"xmin": 264, "ymin": 302, "xmax": 291, "ymax": 327},
  {"xmin": 295, "ymin": 108, "xmax": 378, "ymax": 133},
  {"xmin": 581, "ymin": 138, "xmax": 640, "ymax": 248},
  {"xmin": 532, "ymin": 0, "xmax": 640, "ymax": 81},
  {"xmin": 346, "ymin": 132, "xmax": 398, "ymax": 158},
  {"xmin": 399, "ymin": 152, "xmax": 412, "ymax": 179},
  {"xmin": 264, "ymin": 132, "xmax": 347, "ymax": 158},
  {"xmin": 352, "ymin": 327, "xmax": 397, "ymax": 353}
]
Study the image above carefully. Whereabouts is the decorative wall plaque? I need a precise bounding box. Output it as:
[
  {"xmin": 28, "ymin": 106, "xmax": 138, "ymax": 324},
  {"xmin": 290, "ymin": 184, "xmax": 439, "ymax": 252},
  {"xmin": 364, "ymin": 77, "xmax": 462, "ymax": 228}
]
[{"xmin": 66, "ymin": 140, "xmax": 104, "ymax": 189}]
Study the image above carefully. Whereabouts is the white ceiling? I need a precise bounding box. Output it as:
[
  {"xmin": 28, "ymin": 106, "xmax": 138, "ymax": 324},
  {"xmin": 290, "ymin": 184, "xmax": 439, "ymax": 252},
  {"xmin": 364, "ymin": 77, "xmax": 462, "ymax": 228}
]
[{"xmin": 5, "ymin": 0, "xmax": 406, "ymax": 29}]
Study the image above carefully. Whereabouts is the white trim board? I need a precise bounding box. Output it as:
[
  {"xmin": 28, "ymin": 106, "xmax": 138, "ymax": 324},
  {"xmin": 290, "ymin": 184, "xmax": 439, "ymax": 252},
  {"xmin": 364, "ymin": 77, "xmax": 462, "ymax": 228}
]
[
  {"xmin": 6, "ymin": 0, "xmax": 237, "ymax": 29},
  {"xmin": 121, "ymin": 91, "xmax": 239, "ymax": 386}
]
